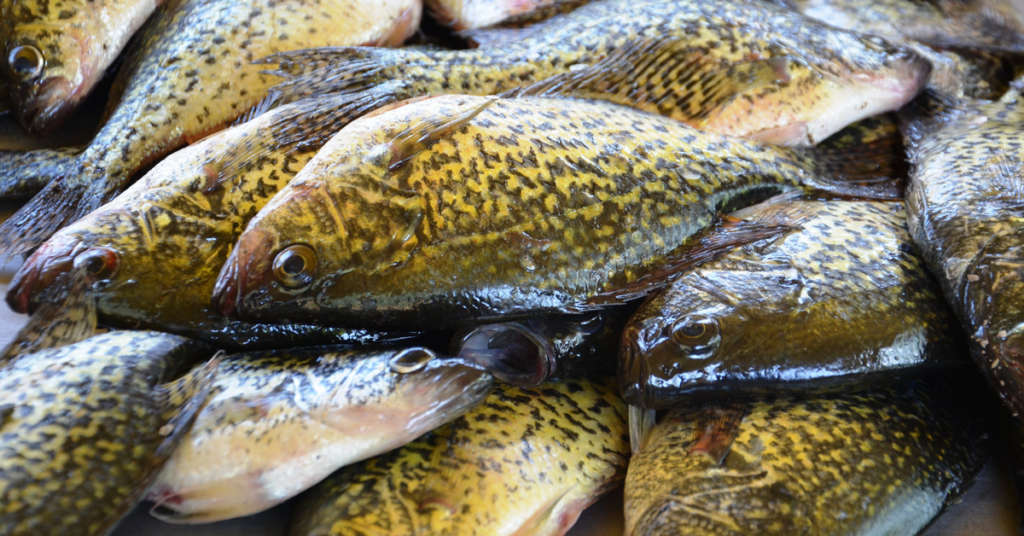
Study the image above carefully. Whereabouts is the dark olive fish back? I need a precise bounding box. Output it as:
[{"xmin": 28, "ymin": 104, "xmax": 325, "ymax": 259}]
[
  {"xmin": 0, "ymin": 331, "xmax": 216, "ymax": 536},
  {"xmin": 626, "ymin": 381, "xmax": 988, "ymax": 536}
]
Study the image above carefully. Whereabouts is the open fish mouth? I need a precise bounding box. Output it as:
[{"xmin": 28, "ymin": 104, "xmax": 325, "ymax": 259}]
[
  {"xmin": 6, "ymin": 235, "xmax": 85, "ymax": 314},
  {"xmin": 452, "ymin": 322, "xmax": 554, "ymax": 387}
]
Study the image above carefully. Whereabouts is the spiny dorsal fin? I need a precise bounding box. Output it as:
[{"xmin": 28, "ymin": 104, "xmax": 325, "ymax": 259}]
[
  {"xmin": 688, "ymin": 404, "xmax": 749, "ymax": 465},
  {"xmin": 509, "ymin": 37, "xmax": 792, "ymax": 126},
  {"xmin": 386, "ymin": 96, "xmax": 498, "ymax": 170}
]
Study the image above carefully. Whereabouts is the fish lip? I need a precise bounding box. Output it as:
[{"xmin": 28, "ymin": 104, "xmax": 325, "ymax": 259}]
[
  {"xmin": 451, "ymin": 322, "xmax": 554, "ymax": 387},
  {"xmin": 620, "ymin": 324, "xmax": 652, "ymax": 408},
  {"xmin": 5, "ymin": 236, "xmax": 86, "ymax": 314},
  {"xmin": 14, "ymin": 76, "xmax": 76, "ymax": 136},
  {"xmin": 212, "ymin": 228, "xmax": 275, "ymax": 317}
]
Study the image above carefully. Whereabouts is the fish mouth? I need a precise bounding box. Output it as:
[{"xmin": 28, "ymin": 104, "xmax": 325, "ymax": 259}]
[
  {"xmin": 14, "ymin": 76, "xmax": 76, "ymax": 137},
  {"xmin": 451, "ymin": 322, "xmax": 554, "ymax": 387},
  {"xmin": 212, "ymin": 228, "xmax": 275, "ymax": 316},
  {"xmin": 619, "ymin": 324, "xmax": 652, "ymax": 408},
  {"xmin": 6, "ymin": 235, "xmax": 86, "ymax": 313}
]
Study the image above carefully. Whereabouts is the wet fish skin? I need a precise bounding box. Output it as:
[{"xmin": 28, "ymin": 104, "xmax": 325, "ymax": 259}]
[
  {"xmin": 900, "ymin": 88, "xmax": 1024, "ymax": 420},
  {"xmin": 0, "ymin": 330, "xmax": 217, "ymax": 536},
  {"xmin": 620, "ymin": 198, "xmax": 969, "ymax": 409},
  {"xmin": 451, "ymin": 307, "xmax": 631, "ymax": 386},
  {"xmin": 5, "ymin": 96, "xmax": 420, "ymax": 350},
  {"xmin": 0, "ymin": 0, "xmax": 160, "ymax": 135},
  {"xmin": 625, "ymin": 381, "xmax": 988, "ymax": 536},
  {"xmin": 0, "ymin": 0, "xmax": 423, "ymax": 258},
  {"xmin": 427, "ymin": 0, "xmax": 589, "ymax": 30},
  {"xmin": 264, "ymin": 0, "xmax": 929, "ymax": 148},
  {"xmin": 0, "ymin": 146, "xmax": 82, "ymax": 199},
  {"xmin": 290, "ymin": 378, "xmax": 629, "ymax": 536},
  {"xmin": 149, "ymin": 345, "xmax": 492, "ymax": 523},
  {"xmin": 213, "ymin": 95, "xmax": 900, "ymax": 329}
]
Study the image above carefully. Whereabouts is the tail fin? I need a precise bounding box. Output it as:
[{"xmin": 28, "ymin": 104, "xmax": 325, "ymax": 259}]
[
  {"xmin": 793, "ymin": 124, "xmax": 911, "ymax": 200},
  {"xmin": 896, "ymin": 89, "xmax": 971, "ymax": 151},
  {"xmin": 0, "ymin": 147, "xmax": 82, "ymax": 200},
  {"xmin": 0, "ymin": 175, "xmax": 106, "ymax": 259}
]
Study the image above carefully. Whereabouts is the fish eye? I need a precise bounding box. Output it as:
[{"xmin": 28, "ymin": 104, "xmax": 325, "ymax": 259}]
[
  {"xmin": 7, "ymin": 45, "xmax": 45, "ymax": 81},
  {"xmin": 272, "ymin": 244, "xmax": 317, "ymax": 291},
  {"xmin": 668, "ymin": 315, "xmax": 720, "ymax": 359},
  {"xmin": 74, "ymin": 247, "xmax": 120, "ymax": 281},
  {"xmin": 389, "ymin": 347, "xmax": 438, "ymax": 373}
]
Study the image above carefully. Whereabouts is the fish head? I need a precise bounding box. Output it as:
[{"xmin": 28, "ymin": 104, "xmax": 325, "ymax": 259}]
[
  {"xmin": 4, "ymin": 22, "xmax": 95, "ymax": 136},
  {"xmin": 382, "ymin": 349, "xmax": 495, "ymax": 433}
]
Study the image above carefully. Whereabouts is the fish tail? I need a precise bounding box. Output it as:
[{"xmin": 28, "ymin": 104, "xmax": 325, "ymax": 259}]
[
  {"xmin": 896, "ymin": 89, "xmax": 969, "ymax": 149},
  {"xmin": 0, "ymin": 176, "xmax": 107, "ymax": 260},
  {"xmin": 0, "ymin": 147, "xmax": 83, "ymax": 200},
  {"xmin": 796, "ymin": 132, "xmax": 910, "ymax": 200}
]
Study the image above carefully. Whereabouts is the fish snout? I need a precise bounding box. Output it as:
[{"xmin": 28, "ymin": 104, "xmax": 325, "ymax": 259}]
[
  {"xmin": 14, "ymin": 76, "xmax": 75, "ymax": 137},
  {"xmin": 619, "ymin": 320, "xmax": 660, "ymax": 407},
  {"xmin": 6, "ymin": 235, "xmax": 86, "ymax": 313},
  {"xmin": 212, "ymin": 228, "xmax": 276, "ymax": 316}
]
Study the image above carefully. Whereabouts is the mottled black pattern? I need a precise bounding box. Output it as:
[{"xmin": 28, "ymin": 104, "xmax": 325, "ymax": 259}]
[
  {"xmin": 0, "ymin": 146, "xmax": 82, "ymax": 199},
  {"xmin": 0, "ymin": 331, "xmax": 216, "ymax": 536},
  {"xmin": 626, "ymin": 381, "xmax": 989, "ymax": 536}
]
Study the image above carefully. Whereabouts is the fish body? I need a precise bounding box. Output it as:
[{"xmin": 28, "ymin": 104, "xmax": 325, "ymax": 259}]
[
  {"xmin": 149, "ymin": 345, "xmax": 491, "ymax": 522},
  {"xmin": 625, "ymin": 381, "xmax": 988, "ymax": 536},
  {"xmin": 427, "ymin": 0, "xmax": 589, "ymax": 30},
  {"xmin": 289, "ymin": 378, "xmax": 629, "ymax": 536},
  {"xmin": 0, "ymin": 0, "xmax": 160, "ymax": 135},
  {"xmin": 6, "ymin": 96, "xmax": 419, "ymax": 349},
  {"xmin": 620, "ymin": 197, "xmax": 968, "ymax": 408},
  {"xmin": 213, "ymin": 95, "xmax": 899, "ymax": 329},
  {"xmin": 0, "ymin": 0, "xmax": 422, "ymax": 256},
  {"xmin": 0, "ymin": 330, "xmax": 217, "ymax": 536},
  {"xmin": 900, "ymin": 89, "xmax": 1024, "ymax": 419},
  {"xmin": 266, "ymin": 0, "xmax": 929, "ymax": 148}
]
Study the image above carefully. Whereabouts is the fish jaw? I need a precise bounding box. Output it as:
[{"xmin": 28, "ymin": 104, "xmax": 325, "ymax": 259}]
[
  {"xmin": 212, "ymin": 228, "xmax": 276, "ymax": 317},
  {"xmin": 619, "ymin": 317, "xmax": 712, "ymax": 410},
  {"xmin": 453, "ymin": 322, "xmax": 556, "ymax": 387},
  {"xmin": 6, "ymin": 234, "xmax": 86, "ymax": 314}
]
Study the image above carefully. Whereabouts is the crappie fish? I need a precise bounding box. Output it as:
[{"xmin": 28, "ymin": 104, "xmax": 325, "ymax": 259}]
[
  {"xmin": 0, "ymin": 0, "xmax": 160, "ymax": 135},
  {"xmin": 450, "ymin": 308, "xmax": 630, "ymax": 386},
  {"xmin": 290, "ymin": 378, "xmax": 629, "ymax": 536},
  {"xmin": 427, "ymin": 0, "xmax": 589, "ymax": 30},
  {"xmin": 625, "ymin": 381, "xmax": 988, "ymax": 536},
  {"xmin": 0, "ymin": 0, "xmax": 422, "ymax": 258},
  {"xmin": 6, "ymin": 96, "xmax": 421, "ymax": 349},
  {"xmin": 262, "ymin": 0, "xmax": 929, "ymax": 148},
  {"xmin": 148, "ymin": 345, "xmax": 491, "ymax": 523},
  {"xmin": 0, "ymin": 146, "xmax": 82, "ymax": 199},
  {"xmin": 0, "ymin": 263, "xmax": 96, "ymax": 365},
  {"xmin": 0, "ymin": 330, "xmax": 217, "ymax": 536},
  {"xmin": 620, "ymin": 197, "xmax": 968, "ymax": 408},
  {"xmin": 900, "ymin": 88, "xmax": 1024, "ymax": 419},
  {"xmin": 213, "ymin": 95, "xmax": 900, "ymax": 330}
]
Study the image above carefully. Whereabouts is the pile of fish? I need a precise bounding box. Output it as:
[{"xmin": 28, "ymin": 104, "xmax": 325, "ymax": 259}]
[{"xmin": 1, "ymin": 0, "xmax": 1023, "ymax": 534}]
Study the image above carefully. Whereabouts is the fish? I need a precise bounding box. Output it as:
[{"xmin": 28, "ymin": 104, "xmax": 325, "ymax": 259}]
[
  {"xmin": 0, "ymin": 262, "xmax": 97, "ymax": 366},
  {"xmin": 450, "ymin": 308, "xmax": 630, "ymax": 386},
  {"xmin": 625, "ymin": 380, "xmax": 989, "ymax": 536},
  {"xmin": 899, "ymin": 87, "xmax": 1024, "ymax": 420},
  {"xmin": 260, "ymin": 0, "xmax": 929, "ymax": 149},
  {"xmin": 6, "ymin": 96, "xmax": 422, "ymax": 349},
  {"xmin": 0, "ymin": 147, "xmax": 83, "ymax": 199},
  {"xmin": 289, "ymin": 378, "xmax": 629, "ymax": 536},
  {"xmin": 0, "ymin": 0, "xmax": 160, "ymax": 136},
  {"xmin": 620, "ymin": 196, "xmax": 969, "ymax": 408},
  {"xmin": 0, "ymin": 330, "xmax": 218, "ymax": 536},
  {"xmin": 426, "ymin": 0, "xmax": 590, "ymax": 30},
  {"xmin": 0, "ymin": 0, "xmax": 423, "ymax": 258},
  {"xmin": 212, "ymin": 95, "xmax": 902, "ymax": 330},
  {"xmin": 786, "ymin": 0, "xmax": 1022, "ymax": 99},
  {"xmin": 147, "ymin": 345, "xmax": 491, "ymax": 523}
]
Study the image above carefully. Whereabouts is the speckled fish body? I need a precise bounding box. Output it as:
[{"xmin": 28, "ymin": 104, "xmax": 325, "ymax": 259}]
[
  {"xmin": 289, "ymin": 378, "xmax": 629, "ymax": 536},
  {"xmin": 0, "ymin": 0, "xmax": 160, "ymax": 135},
  {"xmin": 427, "ymin": 0, "xmax": 589, "ymax": 30},
  {"xmin": 0, "ymin": 0, "xmax": 423, "ymax": 258},
  {"xmin": 148, "ymin": 345, "xmax": 492, "ymax": 522},
  {"xmin": 791, "ymin": 0, "xmax": 1021, "ymax": 99},
  {"xmin": 625, "ymin": 381, "xmax": 988, "ymax": 536},
  {"xmin": 213, "ymin": 95, "xmax": 900, "ymax": 329},
  {"xmin": 265, "ymin": 0, "xmax": 929, "ymax": 149},
  {"xmin": 5, "ymin": 96, "xmax": 420, "ymax": 349},
  {"xmin": 451, "ymin": 308, "xmax": 630, "ymax": 386},
  {"xmin": 620, "ymin": 198, "xmax": 968, "ymax": 409},
  {"xmin": 900, "ymin": 88, "xmax": 1024, "ymax": 420},
  {"xmin": 0, "ymin": 330, "xmax": 217, "ymax": 536}
]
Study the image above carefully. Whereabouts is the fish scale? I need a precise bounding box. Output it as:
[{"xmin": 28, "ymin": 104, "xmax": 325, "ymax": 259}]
[
  {"xmin": 289, "ymin": 378, "xmax": 629, "ymax": 536},
  {"xmin": 214, "ymin": 95, "xmax": 899, "ymax": 329}
]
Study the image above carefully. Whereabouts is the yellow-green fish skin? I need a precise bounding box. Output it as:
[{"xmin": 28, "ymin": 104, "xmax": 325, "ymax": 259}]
[
  {"xmin": 621, "ymin": 198, "xmax": 968, "ymax": 408},
  {"xmin": 0, "ymin": 0, "xmax": 160, "ymax": 135},
  {"xmin": 266, "ymin": 0, "xmax": 929, "ymax": 147},
  {"xmin": 0, "ymin": 0, "xmax": 423, "ymax": 258},
  {"xmin": 625, "ymin": 382, "xmax": 988, "ymax": 536},
  {"xmin": 148, "ymin": 346, "xmax": 492, "ymax": 523},
  {"xmin": 214, "ymin": 95, "xmax": 897, "ymax": 329},
  {"xmin": 289, "ymin": 378, "xmax": 629, "ymax": 536},
  {"xmin": 6, "ymin": 96, "xmax": 412, "ymax": 349},
  {"xmin": 901, "ymin": 88, "xmax": 1024, "ymax": 419},
  {"xmin": 0, "ymin": 330, "xmax": 216, "ymax": 536}
]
